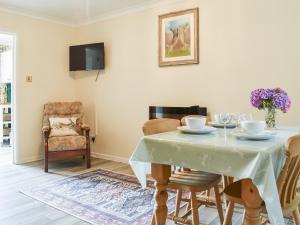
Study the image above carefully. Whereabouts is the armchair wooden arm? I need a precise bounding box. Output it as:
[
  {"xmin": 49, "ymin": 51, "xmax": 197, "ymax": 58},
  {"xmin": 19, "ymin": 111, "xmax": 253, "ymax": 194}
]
[
  {"xmin": 42, "ymin": 125, "xmax": 49, "ymax": 131},
  {"xmin": 81, "ymin": 124, "xmax": 90, "ymax": 131},
  {"xmin": 42, "ymin": 125, "xmax": 50, "ymax": 136},
  {"xmin": 81, "ymin": 124, "xmax": 90, "ymax": 140}
]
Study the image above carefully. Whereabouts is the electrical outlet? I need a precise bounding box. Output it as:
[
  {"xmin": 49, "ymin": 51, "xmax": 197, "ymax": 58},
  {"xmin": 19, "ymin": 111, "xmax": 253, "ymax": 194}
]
[{"xmin": 26, "ymin": 75, "xmax": 32, "ymax": 82}]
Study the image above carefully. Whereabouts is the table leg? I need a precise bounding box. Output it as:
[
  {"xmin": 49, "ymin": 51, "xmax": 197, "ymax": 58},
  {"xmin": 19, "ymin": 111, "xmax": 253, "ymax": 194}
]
[
  {"xmin": 241, "ymin": 179, "xmax": 263, "ymax": 225},
  {"xmin": 151, "ymin": 163, "xmax": 171, "ymax": 225}
]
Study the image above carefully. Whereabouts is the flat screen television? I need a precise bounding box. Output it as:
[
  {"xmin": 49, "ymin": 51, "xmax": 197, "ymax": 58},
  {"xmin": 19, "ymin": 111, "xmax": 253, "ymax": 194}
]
[{"xmin": 69, "ymin": 43, "xmax": 105, "ymax": 71}]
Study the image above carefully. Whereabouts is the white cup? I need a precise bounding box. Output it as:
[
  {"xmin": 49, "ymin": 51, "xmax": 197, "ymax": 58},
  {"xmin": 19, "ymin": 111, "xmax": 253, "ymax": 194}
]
[
  {"xmin": 240, "ymin": 120, "xmax": 266, "ymax": 134},
  {"xmin": 186, "ymin": 118, "xmax": 206, "ymax": 129}
]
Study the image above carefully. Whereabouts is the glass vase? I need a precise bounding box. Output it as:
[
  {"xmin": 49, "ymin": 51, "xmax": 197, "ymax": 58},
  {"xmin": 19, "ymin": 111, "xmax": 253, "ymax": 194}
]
[{"xmin": 265, "ymin": 108, "xmax": 276, "ymax": 128}]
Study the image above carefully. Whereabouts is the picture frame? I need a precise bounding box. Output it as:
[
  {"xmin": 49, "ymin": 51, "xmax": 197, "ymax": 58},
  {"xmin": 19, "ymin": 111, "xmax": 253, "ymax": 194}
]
[{"xmin": 159, "ymin": 8, "xmax": 199, "ymax": 67}]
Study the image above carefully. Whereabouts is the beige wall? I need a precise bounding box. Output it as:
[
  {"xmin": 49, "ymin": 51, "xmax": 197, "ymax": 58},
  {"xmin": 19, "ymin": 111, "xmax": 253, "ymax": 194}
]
[
  {"xmin": 0, "ymin": 11, "xmax": 77, "ymax": 163},
  {"xmin": 74, "ymin": 0, "xmax": 300, "ymax": 161},
  {"xmin": 1, "ymin": 0, "xmax": 300, "ymax": 163}
]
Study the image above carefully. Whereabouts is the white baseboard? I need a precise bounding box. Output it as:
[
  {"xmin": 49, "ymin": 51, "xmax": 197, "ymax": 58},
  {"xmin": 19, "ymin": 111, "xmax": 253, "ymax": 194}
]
[
  {"xmin": 91, "ymin": 152, "xmax": 129, "ymax": 164},
  {"xmin": 16, "ymin": 152, "xmax": 129, "ymax": 165},
  {"xmin": 16, "ymin": 154, "xmax": 43, "ymax": 164}
]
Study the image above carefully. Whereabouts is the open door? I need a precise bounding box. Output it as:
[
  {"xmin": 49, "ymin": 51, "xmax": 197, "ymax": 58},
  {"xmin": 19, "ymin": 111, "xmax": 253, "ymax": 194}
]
[{"xmin": 0, "ymin": 32, "xmax": 15, "ymax": 164}]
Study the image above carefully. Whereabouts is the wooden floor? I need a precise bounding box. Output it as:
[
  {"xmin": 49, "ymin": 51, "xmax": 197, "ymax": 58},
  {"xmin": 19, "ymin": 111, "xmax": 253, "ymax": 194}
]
[{"xmin": 0, "ymin": 150, "xmax": 293, "ymax": 225}]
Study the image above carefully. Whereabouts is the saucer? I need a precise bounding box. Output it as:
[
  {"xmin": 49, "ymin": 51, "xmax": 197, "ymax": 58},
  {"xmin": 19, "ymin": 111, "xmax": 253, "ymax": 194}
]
[
  {"xmin": 209, "ymin": 122, "xmax": 236, "ymax": 128},
  {"xmin": 177, "ymin": 126, "xmax": 217, "ymax": 134},
  {"xmin": 232, "ymin": 130, "xmax": 275, "ymax": 140}
]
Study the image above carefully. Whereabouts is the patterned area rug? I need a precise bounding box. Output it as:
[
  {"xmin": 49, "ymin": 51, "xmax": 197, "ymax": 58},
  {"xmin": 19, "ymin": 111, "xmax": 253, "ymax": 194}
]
[{"xmin": 21, "ymin": 169, "xmax": 176, "ymax": 225}]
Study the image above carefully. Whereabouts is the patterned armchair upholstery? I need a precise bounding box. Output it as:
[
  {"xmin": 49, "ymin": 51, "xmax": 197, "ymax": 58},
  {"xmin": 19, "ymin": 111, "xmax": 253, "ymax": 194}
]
[{"xmin": 42, "ymin": 102, "xmax": 91, "ymax": 172}]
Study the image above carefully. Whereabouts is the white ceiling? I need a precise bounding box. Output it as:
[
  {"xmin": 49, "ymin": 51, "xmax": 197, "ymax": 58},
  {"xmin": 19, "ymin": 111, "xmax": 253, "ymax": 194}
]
[{"xmin": 0, "ymin": 0, "xmax": 175, "ymax": 26}]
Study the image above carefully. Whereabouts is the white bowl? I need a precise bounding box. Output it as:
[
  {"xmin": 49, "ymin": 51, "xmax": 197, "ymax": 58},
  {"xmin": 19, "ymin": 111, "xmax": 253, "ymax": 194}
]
[
  {"xmin": 241, "ymin": 120, "xmax": 266, "ymax": 134},
  {"xmin": 185, "ymin": 118, "xmax": 206, "ymax": 129}
]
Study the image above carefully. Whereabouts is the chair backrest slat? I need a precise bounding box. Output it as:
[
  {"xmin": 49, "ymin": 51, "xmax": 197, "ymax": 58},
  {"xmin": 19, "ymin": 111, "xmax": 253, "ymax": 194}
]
[
  {"xmin": 284, "ymin": 157, "xmax": 298, "ymax": 204},
  {"xmin": 277, "ymin": 135, "xmax": 300, "ymax": 207},
  {"xmin": 292, "ymin": 161, "xmax": 300, "ymax": 199},
  {"xmin": 142, "ymin": 118, "xmax": 180, "ymax": 135},
  {"xmin": 287, "ymin": 157, "xmax": 300, "ymax": 203}
]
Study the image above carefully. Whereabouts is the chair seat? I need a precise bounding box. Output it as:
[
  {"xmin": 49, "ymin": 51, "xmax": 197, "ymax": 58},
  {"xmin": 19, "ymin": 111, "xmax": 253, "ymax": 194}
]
[
  {"xmin": 169, "ymin": 170, "xmax": 221, "ymax": 190},
  {"xmin": 48, "ymin": 135, "xmax": 86, "ymax": 151}
]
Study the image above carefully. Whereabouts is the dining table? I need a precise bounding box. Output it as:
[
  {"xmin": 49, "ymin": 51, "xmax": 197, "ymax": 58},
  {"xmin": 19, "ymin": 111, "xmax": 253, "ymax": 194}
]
[{"xmin": 129, "ymin": 126, "xmax": 300, "ymax": 225}]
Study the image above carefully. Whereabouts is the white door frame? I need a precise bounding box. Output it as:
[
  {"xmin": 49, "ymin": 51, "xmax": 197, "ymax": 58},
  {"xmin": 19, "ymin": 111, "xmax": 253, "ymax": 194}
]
[{"xmin": 0, "ymin": 30, "xmax": 17, "ymax": 164}]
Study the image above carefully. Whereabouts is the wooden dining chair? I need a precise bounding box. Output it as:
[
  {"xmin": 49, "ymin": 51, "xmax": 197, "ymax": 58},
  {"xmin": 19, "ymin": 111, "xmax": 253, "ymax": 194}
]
[
  {"xmin": 180, "ymin": 115, "xmax": 211, "ymax": 126},
  {"xmin": 181, "ymin": 115, "xmax": 234, "ymax": 192},
  {"xmin": 143, "ymin": 118, "xmax": 224, "ymax": 225},
  {"xmin": 181, "ymin": 114, "xmax": 227, "ymax": 205},
  {"xmin": 223, "ymin": 134, "xmax": 300, "ymax": 225}
]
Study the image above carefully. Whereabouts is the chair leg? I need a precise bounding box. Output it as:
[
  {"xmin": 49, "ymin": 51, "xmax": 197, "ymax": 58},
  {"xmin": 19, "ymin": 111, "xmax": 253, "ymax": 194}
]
[
  {"xmin": 191, "ymin": 191, "xmax": 200, "ymax": 225},
  {"xmin": 293, "ymin": 208, "xmax": 300, "ymax": 225},
  {"xmin": 214, "ymin": 185, "xmax": 224, "ymax": 224},
  {"xmin": 205, "ymin": 189, "xmax": 211, "ymax": 207},
  {"xmin": 223, "ymin": 201, "xmax": 234, "ymax": 225},
  {"xmin": 44, "ymin": 152, "xmax": 48, "ymax": 172},
  {"xmin": 174, "ymin": 189, "xmax": 182, "ymax": 219},
  {"xmin": 223, "ymin": 176, "xmax": 234, "ymax": 207},
  {"xmin": 185, "ymin": 192, "xmax": 192, "ymax": 213},
  {"xmin": 86, "ymin": 153, "xmax": 91, "ymax": 168},
  {"xmin": 151, "ymin": 214, "xmax": 156, "ymax": 225},
  {"xmin": 86, "ymin": 130, "xmax": 91, "ymax": 168}
]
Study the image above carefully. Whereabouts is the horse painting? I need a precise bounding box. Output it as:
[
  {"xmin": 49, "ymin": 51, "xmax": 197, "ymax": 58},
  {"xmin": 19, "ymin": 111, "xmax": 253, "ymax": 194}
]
[
  {"xmin": 165, "ymin": 19, "xmax": 191, "ymax": 58},
  {"xmin": 159, "ymin": 8, "xmax": 199, "ymax": 66}
]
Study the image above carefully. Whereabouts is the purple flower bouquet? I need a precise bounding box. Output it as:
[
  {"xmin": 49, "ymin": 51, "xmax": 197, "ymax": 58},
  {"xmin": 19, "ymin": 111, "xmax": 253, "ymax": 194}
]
[{"xmin": 250, "ymin": 88, "xmax": 291, "ymax": 128}]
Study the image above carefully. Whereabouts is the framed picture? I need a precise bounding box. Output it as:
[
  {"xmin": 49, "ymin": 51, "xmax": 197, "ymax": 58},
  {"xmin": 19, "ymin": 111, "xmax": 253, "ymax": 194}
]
[{"xmin": 159, "ymin": 8, "xmax": 199, "ymax": 67}]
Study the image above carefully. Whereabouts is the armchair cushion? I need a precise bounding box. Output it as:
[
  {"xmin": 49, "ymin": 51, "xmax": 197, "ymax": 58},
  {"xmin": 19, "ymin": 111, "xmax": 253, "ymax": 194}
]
[
  {"xmin": 43, "ymin": 102, "xmax": 84, "ymax": 135},
  {"xmin": 48, "ymin": 135, "xmax": 86, "ymax": 151},
  {"xmin": 49, "ymin": 117, "xmax": 79, "ymax": 137}
]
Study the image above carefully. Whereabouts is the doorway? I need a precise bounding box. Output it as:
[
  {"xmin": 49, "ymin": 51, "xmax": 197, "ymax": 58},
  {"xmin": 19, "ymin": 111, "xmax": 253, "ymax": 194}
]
[{"xmin": 0, "ymin": 32, "xmax": 15, "ymax": 164}]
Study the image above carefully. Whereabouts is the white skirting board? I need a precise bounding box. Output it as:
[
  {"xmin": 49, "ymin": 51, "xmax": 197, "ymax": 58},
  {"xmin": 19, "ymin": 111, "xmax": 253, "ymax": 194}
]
[
  {"xmin": 16, "ymin": 152, "xmax": 129, "ymax": 165},
  {"xmin": 16, "ymin": 154, "xmax": 43, "ymax": 164},
  {"xmin": 91, "ymin": 152, "xmax": 129, "ymax": 164}
]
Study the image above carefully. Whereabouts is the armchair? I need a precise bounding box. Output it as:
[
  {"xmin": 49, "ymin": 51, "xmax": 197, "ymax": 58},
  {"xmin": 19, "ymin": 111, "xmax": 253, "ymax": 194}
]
[{"xmin": 42, "ymin": 102, "xmax": 91, "ymax": 172}]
